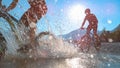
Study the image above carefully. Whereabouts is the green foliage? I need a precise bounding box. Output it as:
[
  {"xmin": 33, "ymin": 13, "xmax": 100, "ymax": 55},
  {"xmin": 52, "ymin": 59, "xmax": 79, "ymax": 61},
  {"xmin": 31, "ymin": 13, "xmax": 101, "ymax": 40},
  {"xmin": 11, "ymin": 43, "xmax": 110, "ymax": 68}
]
[{"xmin": 100, "ymin": 29, "xmax": 120, "ymax": 42}]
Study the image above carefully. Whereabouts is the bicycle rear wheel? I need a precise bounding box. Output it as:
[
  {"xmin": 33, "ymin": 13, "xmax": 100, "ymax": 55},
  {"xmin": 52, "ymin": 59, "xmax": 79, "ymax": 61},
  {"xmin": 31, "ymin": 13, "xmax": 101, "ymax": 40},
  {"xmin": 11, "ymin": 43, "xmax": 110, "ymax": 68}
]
[{"xmin": 94, "ymin": 37, "xmax": 101, "ymax": 51}]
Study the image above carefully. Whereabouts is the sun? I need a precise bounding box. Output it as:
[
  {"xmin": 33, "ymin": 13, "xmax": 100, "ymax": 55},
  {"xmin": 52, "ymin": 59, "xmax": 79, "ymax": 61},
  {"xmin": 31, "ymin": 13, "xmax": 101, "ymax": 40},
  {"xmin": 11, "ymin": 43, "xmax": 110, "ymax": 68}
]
[{"xmin": 67, "ymin": 4, "xmax": 86, "ymax": 23}]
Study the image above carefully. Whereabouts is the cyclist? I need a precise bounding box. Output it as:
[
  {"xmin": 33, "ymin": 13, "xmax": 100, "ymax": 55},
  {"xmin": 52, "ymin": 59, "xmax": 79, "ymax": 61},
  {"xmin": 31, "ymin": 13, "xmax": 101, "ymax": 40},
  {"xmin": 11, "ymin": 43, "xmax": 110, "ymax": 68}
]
[
  {"xmin": 0, "ymin": 0, "xmax": 47, "ymax": 47},
  {"xmin": 19, "ymin": 0, "xmax": 47, "ymax": 46},
  {"xmin": 80, "ymin": 8, "xmax": 100, "ymax": 50}
]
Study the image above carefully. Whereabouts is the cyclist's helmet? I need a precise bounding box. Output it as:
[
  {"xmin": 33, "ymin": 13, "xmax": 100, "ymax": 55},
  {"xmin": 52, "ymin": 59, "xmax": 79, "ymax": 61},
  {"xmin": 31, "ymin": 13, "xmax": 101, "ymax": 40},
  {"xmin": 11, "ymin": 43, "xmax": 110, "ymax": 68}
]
[{"xmin": 85, "ymin": 8, "xmax": 90, "ymax": 14}]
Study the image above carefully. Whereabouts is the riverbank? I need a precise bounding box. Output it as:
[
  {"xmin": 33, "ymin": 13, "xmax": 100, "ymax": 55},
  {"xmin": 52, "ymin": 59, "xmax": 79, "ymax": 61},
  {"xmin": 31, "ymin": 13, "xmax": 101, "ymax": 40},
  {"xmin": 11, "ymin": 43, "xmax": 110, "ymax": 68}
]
[{"xmin": 100, "ymin": 42, "xmax": 120, "ymax": 55}]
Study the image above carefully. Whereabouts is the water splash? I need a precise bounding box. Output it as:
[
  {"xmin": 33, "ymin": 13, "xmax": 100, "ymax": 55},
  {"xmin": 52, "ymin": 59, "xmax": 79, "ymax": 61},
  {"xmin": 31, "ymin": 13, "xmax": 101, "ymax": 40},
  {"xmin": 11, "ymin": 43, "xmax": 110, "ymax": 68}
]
[
  {"xmin": 16, "ymin": 33, "xmax": 78, "ymax": 58},
  {"xmin": 0, "ymin": 18, "xmax": 78, "ymax": 59}
]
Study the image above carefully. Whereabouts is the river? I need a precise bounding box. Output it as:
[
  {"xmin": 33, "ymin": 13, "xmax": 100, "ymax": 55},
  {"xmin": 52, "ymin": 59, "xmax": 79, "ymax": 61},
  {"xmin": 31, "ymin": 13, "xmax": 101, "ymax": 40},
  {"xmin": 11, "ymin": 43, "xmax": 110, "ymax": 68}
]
[{"xmin": 0, "ymin": 43, "xmax": 120, "ymax": 68}]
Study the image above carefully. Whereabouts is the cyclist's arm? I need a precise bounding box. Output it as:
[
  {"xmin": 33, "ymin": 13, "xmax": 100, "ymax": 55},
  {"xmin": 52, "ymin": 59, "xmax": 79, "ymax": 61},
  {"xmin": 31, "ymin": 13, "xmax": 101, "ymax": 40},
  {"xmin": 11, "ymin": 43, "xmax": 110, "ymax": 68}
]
[
  {"xmin": 6, "ymin": 0, "xmax": 18, "ymax": 11},
  {"xmin": 81, "ymin": 17, "xmax": 86, "ymax": 28}
]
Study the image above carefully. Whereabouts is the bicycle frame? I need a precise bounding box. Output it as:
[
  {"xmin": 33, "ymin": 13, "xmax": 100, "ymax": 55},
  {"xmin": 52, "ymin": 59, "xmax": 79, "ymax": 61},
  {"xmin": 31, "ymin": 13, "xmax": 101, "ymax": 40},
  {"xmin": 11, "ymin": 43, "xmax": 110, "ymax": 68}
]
[
  {"xmin": 0, "ymin": 8, "xmax": 22, "ymax": 42},
  {"xmin": 0, "ymin": 32, "xmax": 7, "ymax": 60}
]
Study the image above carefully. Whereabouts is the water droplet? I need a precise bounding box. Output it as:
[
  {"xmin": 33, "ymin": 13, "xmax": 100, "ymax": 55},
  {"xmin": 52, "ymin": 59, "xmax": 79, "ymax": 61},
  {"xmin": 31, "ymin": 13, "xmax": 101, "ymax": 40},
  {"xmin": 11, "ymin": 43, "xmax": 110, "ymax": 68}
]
[
  {"xmin": 108, "ymin": 38, "xmax": 113, "ymax": 42},
  {"xmin": 90, "ymin": 54, "xmax": 94, "ymax": 58},
  {"xmin": 29, "ymin": 55, "xmax": 32, "ymax": 58},
  {"xmin": 108, "ymin": 63, "xmax": 111, "ymax": 67}
]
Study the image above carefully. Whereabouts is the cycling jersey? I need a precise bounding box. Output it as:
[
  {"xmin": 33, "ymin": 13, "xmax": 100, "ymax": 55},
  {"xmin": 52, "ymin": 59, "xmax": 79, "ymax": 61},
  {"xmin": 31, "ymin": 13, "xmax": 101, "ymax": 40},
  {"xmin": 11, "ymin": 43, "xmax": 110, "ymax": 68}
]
[
  {"xmin": 20, "ymin": 0, "xmax": 47, "ymax": 27},
  {"xmin": 28, "ymin": 0, "xmax": 47, "ymax": 16},
  {"xmin": 85, "ymin": 14, "xmax": 98, "ymax": 26}
]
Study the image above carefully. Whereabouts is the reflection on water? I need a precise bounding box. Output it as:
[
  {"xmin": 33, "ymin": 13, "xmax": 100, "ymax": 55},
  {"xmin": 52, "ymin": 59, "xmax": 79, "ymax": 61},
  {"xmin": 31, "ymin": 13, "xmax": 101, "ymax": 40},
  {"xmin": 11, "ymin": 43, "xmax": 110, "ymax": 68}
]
[
  {"xmin": 0, "ymin": 58, "xmax": 95, "ymax": 68},
  {"xmin": 0, "ymin": 53, "xmax": 100, "ymax": 68},
  {"xmin": 0, "ymin": 51, "xmax": 120, "ymax": 68},
  {"xmin": 66, "ymin": 58, "xmax": 82, "ymax": 68}
]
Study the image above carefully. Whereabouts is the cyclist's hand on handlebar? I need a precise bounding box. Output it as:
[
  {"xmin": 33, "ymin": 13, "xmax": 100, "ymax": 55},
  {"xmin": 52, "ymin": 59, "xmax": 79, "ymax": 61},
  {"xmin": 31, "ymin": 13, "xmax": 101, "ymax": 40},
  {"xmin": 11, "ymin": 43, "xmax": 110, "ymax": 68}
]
[{"xmin": 80, "ymin": 27, "xmax": 84, "ymax": 30}]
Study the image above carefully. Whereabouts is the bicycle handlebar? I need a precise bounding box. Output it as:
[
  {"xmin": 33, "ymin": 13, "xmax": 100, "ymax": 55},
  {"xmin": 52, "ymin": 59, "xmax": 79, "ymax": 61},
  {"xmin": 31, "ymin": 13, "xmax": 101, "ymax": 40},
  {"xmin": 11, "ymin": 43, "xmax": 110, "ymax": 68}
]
[
  {"xmin": 0, "ymin": 7, "xmax": 18, "ymax": 22},
  {"xmin": 80, "ymin": 27, "xmax": 86, "ymax": 30}
]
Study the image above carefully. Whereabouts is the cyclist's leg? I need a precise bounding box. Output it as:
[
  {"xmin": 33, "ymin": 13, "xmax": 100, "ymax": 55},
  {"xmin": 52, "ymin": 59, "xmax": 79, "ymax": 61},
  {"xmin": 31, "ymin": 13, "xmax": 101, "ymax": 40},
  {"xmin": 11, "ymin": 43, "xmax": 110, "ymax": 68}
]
[
  {"xmin": 93, "ymin": 25, "xmax": 99, "ymax": 40},
  {"xmin": 93, "ymin": 25, "xmax": 101, "ymax": 51},
  {"xmin": 86, "ymin": 25, "xmax": 92, "ymax": 41},
  {"xmin": 87, "ymin": 25, "xmax": 92, "ymax": 35}
]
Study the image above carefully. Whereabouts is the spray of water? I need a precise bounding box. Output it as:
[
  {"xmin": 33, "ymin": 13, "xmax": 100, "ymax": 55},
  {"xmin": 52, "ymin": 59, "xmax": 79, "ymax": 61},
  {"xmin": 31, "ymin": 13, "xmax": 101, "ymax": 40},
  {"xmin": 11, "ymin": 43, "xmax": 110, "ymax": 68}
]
[{"xmin": 0, "ymin": 17, "xmax": 78, "ymax": 59}]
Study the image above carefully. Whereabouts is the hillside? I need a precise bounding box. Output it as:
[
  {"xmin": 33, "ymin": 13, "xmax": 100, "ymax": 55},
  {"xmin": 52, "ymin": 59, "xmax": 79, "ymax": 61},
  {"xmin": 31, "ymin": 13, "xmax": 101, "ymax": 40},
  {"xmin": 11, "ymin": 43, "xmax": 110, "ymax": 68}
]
[
  {"xmin": 112, "ymin": 24, "xmax": 120, "ymax": 32},
  {"xmin": 61, "ymin": 29, "xmax": 86, "ymax": 41},
  {"xmin": 61, "ymin": 29, "xmax": 101, "ymax": 41},
  {"xmin": 100, "ymin": 24, "xmax": 120, "ymax": 42},
  {"xmin": 60, "ymin": 24, "xmax": 120, "ymax": 42}
]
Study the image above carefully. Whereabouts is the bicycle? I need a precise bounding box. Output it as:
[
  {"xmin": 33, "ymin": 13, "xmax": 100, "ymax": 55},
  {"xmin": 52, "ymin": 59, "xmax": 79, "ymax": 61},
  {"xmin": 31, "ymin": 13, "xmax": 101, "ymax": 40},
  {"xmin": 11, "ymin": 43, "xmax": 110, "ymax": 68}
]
[
  {"xmin": 17, "ymin": 31, "xmax": 53, "ymax": 53},
  {"xmin": 0, "ymin": 5, "xmax": 51, "ymax": 53},
  {"xmin": 76, "ymin": 28, "xmax": 101, "ymax": 53},
  {"xmin": 0, "ymin": 32, "xmax": 7, "ymax": 60}
]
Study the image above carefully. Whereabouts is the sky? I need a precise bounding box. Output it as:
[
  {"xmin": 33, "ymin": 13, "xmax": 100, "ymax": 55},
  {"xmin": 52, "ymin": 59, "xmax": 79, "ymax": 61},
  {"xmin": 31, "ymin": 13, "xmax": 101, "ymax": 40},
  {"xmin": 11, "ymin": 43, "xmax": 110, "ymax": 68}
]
[{"xmin": 1, "ymin": 0, "xmax": 120, "ymax": 35}]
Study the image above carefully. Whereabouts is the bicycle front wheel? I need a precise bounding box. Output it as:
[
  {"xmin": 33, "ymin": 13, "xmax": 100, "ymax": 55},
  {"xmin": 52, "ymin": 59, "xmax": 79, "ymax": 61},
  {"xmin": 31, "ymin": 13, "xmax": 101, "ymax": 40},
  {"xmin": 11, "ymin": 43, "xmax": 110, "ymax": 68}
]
[{"xmin": 79, "ymin": 36, "xmax": 91, "ymax": 53}]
